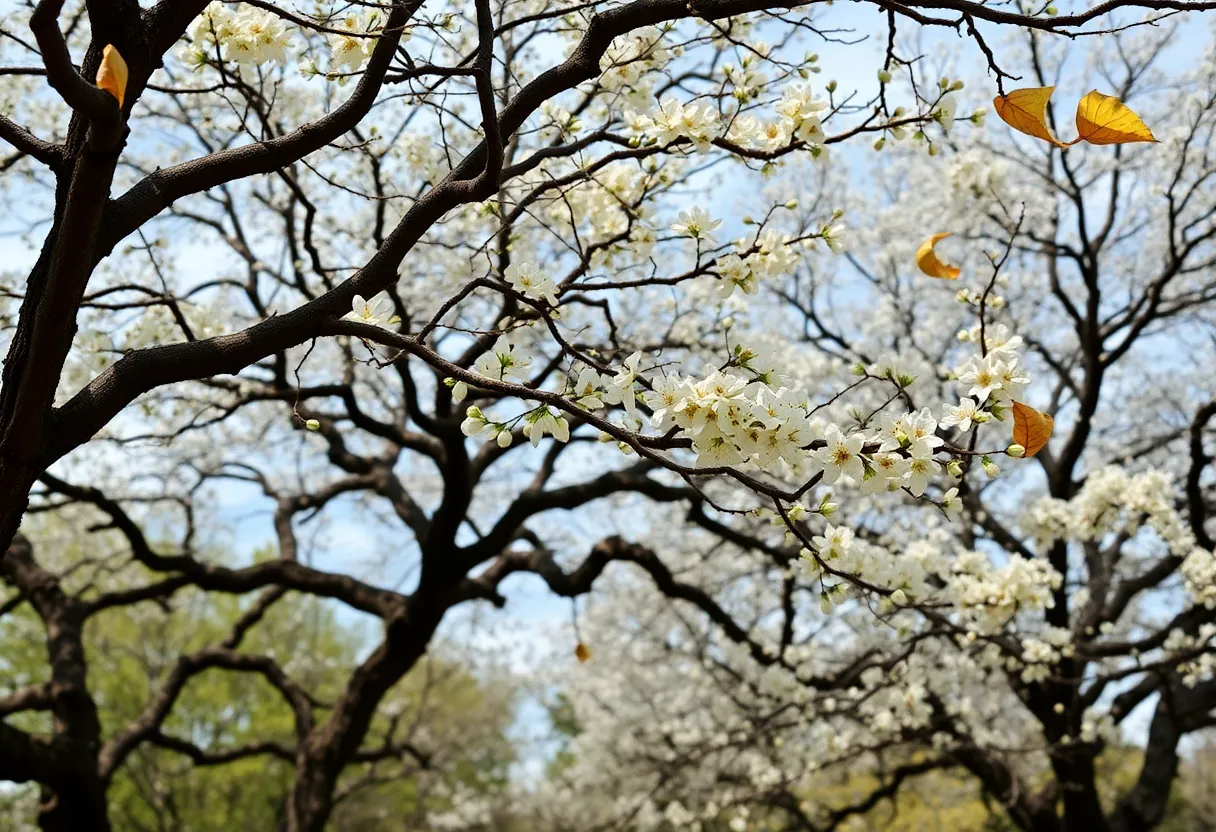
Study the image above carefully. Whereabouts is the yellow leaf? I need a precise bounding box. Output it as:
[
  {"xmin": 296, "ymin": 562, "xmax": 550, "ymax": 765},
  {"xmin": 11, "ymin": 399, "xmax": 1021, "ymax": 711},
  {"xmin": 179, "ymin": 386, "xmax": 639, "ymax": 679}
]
[
  {"xmin": 915, "ymin": 232, "xmax": 961, "ymax": 280},
  {"xmin": 1012, "ymin": 401, "xmax": 1054, "ymax": 457},
  {"xmin": 1075, "ymin": 90, "xmax": 1157, "ymax": 146},
  {"xmin": 993, "ymin": 87, "xmax": 1069, "ymax": 148},
  {"xmin": 575, "ymin": 642, "xmax": 591, "ymax": 663},
  {"xmin": 96, "ymin": 44, "xmax": 128, "ymax": 108}
]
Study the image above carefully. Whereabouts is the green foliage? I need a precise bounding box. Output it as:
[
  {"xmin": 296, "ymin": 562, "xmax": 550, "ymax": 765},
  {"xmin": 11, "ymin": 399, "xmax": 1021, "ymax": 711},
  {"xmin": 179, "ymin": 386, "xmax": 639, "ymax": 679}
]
[{"xmin": 1, "ymin": 561, "xmax": 517, "ymax": 831}]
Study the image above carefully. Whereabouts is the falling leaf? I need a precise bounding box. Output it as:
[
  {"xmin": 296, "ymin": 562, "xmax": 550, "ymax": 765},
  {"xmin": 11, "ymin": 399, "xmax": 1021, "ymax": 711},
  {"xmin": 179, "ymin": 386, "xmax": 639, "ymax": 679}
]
[
  {"xmin": 915, "ymin": 232, "xmax": 961, "ymax": 280},
  {"xmin": 1012, "ymin": 401, "xmax": 1054, "ymax": 457},
  {"xmin": 575, "ymin": 642, "xmax": 591, "ymax": 663},
  {"xmin": 96, "ymin": 44, "xmax": 128, "ymax": 108},
  {"xmin": 993, "ymin": 87, "xmax": 1069, "ymax": 148},
  {"xmin": 1075, "ymin": 90, "xmax": 1157, "ymax": 146}
]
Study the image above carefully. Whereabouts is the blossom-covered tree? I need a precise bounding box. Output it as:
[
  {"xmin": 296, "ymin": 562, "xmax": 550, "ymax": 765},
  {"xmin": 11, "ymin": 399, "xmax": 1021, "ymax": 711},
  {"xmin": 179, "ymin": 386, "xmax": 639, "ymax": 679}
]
[
  {"xmin": 519, "ymin": 28, "xmax": 1216, "ymax": 832},
  {"xmin": 1, "ymin": 0, "xmax": 1214, "ymax": 831}
]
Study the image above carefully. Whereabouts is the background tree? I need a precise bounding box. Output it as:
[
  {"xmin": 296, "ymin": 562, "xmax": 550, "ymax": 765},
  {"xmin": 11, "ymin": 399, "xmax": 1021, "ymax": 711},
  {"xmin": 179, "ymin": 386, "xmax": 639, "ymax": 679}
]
[
  {"xmin": 515, "ymin": 26, "xmax": 1216, "ymax": 832},
  {"xmin": 2, "ymin": 0, "xmax": 1215, "ymax": 831},
  {"xmin": 0, "ymin": 518, "xmax": 517, "ymax": 831}
]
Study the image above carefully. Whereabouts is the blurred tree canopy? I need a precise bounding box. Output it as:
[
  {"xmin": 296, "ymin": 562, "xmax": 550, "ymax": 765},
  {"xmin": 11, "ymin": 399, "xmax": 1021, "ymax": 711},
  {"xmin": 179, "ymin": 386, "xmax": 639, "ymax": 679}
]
[{"xmin": 0, "ymin": 534, "xmax": 516, "ymax": 831}]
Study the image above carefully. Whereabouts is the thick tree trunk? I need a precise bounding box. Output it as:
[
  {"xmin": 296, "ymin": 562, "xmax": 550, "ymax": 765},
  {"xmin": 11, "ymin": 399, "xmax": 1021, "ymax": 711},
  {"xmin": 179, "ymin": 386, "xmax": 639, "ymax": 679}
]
[
  {"xmin": 0, "ymin": 139, "xmax": 121, "ymax": 559},
  {"xmin": 2, "ymin": 537, "xmax": 112, "ymax": 831},
  {"xmin": 37, "ymin": 777, "xmax": 111, "ymax": 832},
  {"xmin": 0, "ymin": 462, "xmax": 39, "ymax": 569},
  {"xmin": 1052, "ymin": 751, "xmax": 1110, "ymax": 832},
  {"xmin": 284, "ymin": 589, "xmax": 450, "ymax": 832}
]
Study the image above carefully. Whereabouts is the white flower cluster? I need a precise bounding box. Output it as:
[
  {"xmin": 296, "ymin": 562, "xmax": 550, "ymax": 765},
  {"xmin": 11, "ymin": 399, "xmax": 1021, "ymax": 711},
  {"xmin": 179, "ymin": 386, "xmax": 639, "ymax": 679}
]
[
  {"xmin": 712, "ymin": 228, "xmax": 803, "ymax": 298},
  {"xmin": 1027, "ymin": 467, "xmax": 1189, "ymax": 548},
  {"xmin": 1164, "ymin": 625, "xmax": 1216, "ymax": 686},
  {"xmin": 1026, "ymin": 466, "xmax": 1216, "ymax": 607},
  {"xmin": 727, "ymin": 83, "xmax": 832, "ymax": 159},
  {"xmin": 461, "ymin": 404, "xmax": 569, "ymax": 448},
  {"xmin": 797, "ymin": 524, "xmax": 1060, "ymax": 625},
  {"xmin": 801, "ymin": 526, "xmax": 938, "ymax": 604},
  {"xmin": 773, "ymin": 84, "xmax": 829, "ymax": 147},
  {"xmin": 504, "ymin": 261, "xmax": 559, "ymax": 306},
  {"xmin": 539, "ymin": 100, "xmax": 583, "ymax": 140},
  {"xmin": 535, "ymin": 161, "xmax": 661, "ymax": 270},
  {"xmin": 723, "ymin": 52, "xmax": 769, "ymax": 103},
  {"xmin": 644, "ymin": 364, "xmax": 815, "ymax": 470},
  {"xmin": 565, "ymin": 352, "xmax": 642, "ymax": 415},
  {"xmin": 328, "ymin": 14, "xmax": 386, "ymax": 73},
  {"xmin": 1079, "ymin": 709, "xmax": 1119, "ymax": 745},
  {"xmin": 947, "ymin": 148, "xmax": 1009, "ymax": 206},
  {"xmin": 949, "ymin": 549, "xmax": 1062, "ymax": 632},
  {"xmin": 1013, "ymin": 626, "xmax": 1073, "ymax": 683},
  {"xmin": 626, "ymin": 82, "xmax": 833, "ymax": 160},
  {"xmin": 455, "ymin": 316, "xmax": 1015, "ymax": 519},
  {"xmin": 941, "ymin": 324, "xmax": 1029, "ymax": 432},
  {"xmin": 472, "ymin": 328, "xmax": 533, "ymax": 383},
  {"xmin": 184, "ymin": 2, "xmax": 292, "ymax": 68},
  {"xmin": 598, "ymin": 26, "xmax": 670, "ymax": 108},
  {"xmin": 725, "ymin": 115, "xmax": 793, "ymax": 153},
  {"xmin": 626, "ymin": 98, "xmax": 721, "ymax": 152}
]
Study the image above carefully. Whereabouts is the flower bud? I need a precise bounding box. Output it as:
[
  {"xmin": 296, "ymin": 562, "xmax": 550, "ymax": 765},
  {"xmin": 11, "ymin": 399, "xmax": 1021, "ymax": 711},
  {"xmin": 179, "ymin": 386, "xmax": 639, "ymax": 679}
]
[
  {"xmin": 947, "ymin": 459, "xmax": 964, "ymax": 478},
  {"xmin": 1007, "ymin": 443, "xmax": 1026, "ymax": 458},
  {"xmin": 305, "ymin": 419, "xmax": 321, "ymax": 431},
  {"xmin": 982, "ymin": 458, "xmax": 1001, "ymax": 478},
  {"xmin": 891, "ymin": 588, "xmax": 908, "ymax": 606},
  {"xmin": 877, "ymin": 69, "xmax": 892, "ymax": 83},
  {"xmin": 497, "ymin": 429, "xmax": 513, "ymax": 448}
]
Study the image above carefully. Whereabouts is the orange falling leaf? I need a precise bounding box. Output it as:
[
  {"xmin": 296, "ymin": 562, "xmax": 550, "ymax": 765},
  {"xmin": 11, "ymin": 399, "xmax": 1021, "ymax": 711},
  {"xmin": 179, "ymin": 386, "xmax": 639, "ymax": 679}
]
[
  {"xmin": 916, "ymin": 232, "xmax": 961, "ymax": 280},
  {"xmin": 993, "ymin": 87, "xmax": 1069, "ymax": 148},
  {"xmin": 96, "ymin": 44, "xmax": 128, "ymax": 108},
  {"xmin": 1012, "ymin": 402, "xmax": 1054, "ymax": 457},
  {"xmin": 1075, "ymin": 90, "xmax": 1157, "ymax": 146},
  {"xmin": 575, "ymin": 642, "xmax": 592, "ymax": 663}
]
